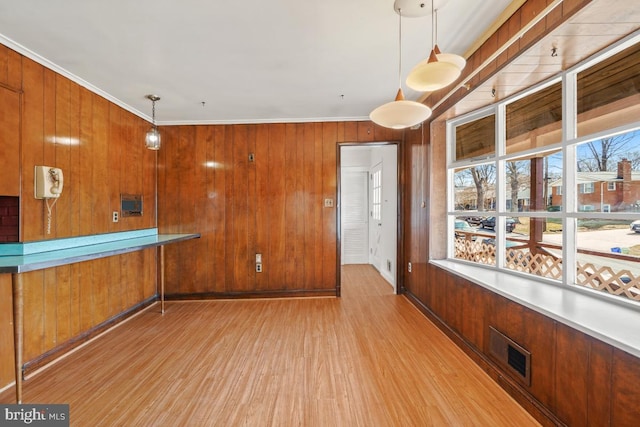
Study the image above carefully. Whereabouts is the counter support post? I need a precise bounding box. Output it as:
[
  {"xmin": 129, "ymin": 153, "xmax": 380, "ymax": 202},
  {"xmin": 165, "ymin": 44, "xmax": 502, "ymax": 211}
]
[
  {"xmin": 160, "ymin": 245, "xmax": 165, "ymax": 314},
  {"xmin": 12, "ymin": 273, "xmax": 23, "ymax": 404}
]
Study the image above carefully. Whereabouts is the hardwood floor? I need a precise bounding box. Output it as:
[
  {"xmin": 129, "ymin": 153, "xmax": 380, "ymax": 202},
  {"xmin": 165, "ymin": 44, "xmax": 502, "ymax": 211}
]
[{"xmin": 1, "ymin": 265, "xmax": 539, "ymax": 426}]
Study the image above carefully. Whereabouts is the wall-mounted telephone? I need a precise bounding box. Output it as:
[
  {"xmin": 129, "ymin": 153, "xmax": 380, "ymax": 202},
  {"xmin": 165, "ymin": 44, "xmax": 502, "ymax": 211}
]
[{"xmin": 35, "ymin": 166, "xmax": 64, "ymax": 199}]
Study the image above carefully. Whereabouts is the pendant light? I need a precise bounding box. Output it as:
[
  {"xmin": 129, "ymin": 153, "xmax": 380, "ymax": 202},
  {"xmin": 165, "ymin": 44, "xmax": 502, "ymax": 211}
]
[
  {"xmin": 145, "ymin": 94, "xmax": 161, "ymax": 150},
  {"xmin": 433, "ymin": 8, "xmax": 466, "ymax": 71},
  {"xmin": 370, "ymin": 7, "xmax": 431, "ymax": 129},
  {"xmin": 405, "ymin": 0, "xmax": 461, "ymax": 92}
]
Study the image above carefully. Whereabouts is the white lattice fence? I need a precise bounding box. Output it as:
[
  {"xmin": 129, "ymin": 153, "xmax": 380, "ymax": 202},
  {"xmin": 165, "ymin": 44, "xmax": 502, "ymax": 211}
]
[
  {"xmin": 576, "ymin": 262, "xmax": 640, "ymax": 301},
  {"xmin": 454, "ymin": 239, "xmax": 496, "ymax": 265},
  {"xmin": 505, "ymin": 248, "xmax": 563, "ymax": 280},
  {"xmin": 454, "ymin": 238, "xmax": 640, "ymax": 302}
]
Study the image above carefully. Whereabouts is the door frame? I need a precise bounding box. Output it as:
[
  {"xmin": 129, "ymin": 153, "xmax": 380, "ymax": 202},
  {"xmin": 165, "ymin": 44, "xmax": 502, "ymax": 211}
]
[{"xmin": 336, "ymin": 141, "xmax": 403, "ymax": 296}]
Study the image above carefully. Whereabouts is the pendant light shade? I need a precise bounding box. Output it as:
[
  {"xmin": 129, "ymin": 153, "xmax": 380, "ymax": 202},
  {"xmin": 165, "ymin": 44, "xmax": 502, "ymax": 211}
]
[
  {"xmin": 406, "ymin": 50, "xmax": 461, "ymax": 92},
  {"xmin": 405, "ymin": 0, "xmax": 465, "ymax": 92},
  {"xmin": 369, "ymin": 7, "xmax": 431, "ymax": 129},
  {"xmin": 145, "ymin": 94, "xmax": 161, "ymax": 150},
  {"xmin": 145, "ymin": 127, "xmax": 161, "ymax": 150},
  {"xmin": 435, "ymin": 45, "xmax": 466, "ymax": 71},
  {"xmin": 370, "ymin": 88, "xmax": 432, "ymax": 129}
]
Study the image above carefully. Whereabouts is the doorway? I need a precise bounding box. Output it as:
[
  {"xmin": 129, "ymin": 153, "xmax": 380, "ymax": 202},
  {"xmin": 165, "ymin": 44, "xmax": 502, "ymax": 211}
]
[{"xmin": 338, "ymin": 143, "xmax": 400, "ymax": 294}]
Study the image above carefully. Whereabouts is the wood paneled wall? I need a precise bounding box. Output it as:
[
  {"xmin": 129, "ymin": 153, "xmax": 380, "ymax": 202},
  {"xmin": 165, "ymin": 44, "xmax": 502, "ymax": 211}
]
[
  {"xmin": 4, "ymin": 2, "xmax": 631, "ymax": 423},
  {"xmin": 0, "ymin": 46, "xmax": 157, "ymax": 389},
  {"xmin": 158, "ymin": 122, "xmax": 401, "ymax": 297},
  {"xmin": 405, "ymin": 264, "xmax": 640, "ymax": 426},
  {"xmin": 0, "ymin": 85, "xmax": 20, "ymax": 196},
  {"xmin": 402, "ymin": 0, "xmax": 640, "ymax": 425}
]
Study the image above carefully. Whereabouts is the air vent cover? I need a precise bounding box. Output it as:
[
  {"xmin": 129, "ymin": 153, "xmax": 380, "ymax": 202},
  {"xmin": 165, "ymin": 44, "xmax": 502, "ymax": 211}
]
[{"xmin": 489, "ymin": 326, "xmax": 531, "ymax": 386}]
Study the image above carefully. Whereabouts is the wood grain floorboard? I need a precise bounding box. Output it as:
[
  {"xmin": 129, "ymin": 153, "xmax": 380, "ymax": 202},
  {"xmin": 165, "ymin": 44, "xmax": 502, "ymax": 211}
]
[{"xmin": 1, "ymin": 265, "xmax": 539, "ymax": 426}]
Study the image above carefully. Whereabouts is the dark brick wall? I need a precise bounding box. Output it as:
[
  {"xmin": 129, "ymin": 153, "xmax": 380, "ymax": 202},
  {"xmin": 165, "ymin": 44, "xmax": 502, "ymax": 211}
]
[{"xmin": 0, "ymin": 196, "xmax": 19, "ymax": 242}]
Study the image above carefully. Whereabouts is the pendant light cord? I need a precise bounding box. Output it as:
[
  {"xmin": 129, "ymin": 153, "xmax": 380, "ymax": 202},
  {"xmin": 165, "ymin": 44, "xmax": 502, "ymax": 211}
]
[
  {"xmin": 431, "ymin": 0, "xmax": 435, "ymax": 49},
  {"xmin": 398, "ymin": 8, "xmax": 403, "ymax": 89},
  {"xmin": 152, "ymin": 98, "xmax": 157, "ymax": 129},
  {"xmin": 434, "ymin": 2, "xmax": 438, "ymax": 47}
]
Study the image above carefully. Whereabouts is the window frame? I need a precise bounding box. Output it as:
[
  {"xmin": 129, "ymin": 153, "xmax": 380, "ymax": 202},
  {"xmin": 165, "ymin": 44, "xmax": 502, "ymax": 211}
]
[
  {"xmin": 444, "ymin": 32, "xmax": 640, "ymax": 307},
  {"xmin": 371, "ymin": 168, "xmax": 382, "ymax": 222},
  {"xmin": 579, "ymin": 182, "xmax": 595, "ymax": 194}
]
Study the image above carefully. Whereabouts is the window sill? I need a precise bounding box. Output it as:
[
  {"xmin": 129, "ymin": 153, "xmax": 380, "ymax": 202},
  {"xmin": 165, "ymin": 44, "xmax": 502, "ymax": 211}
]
[{"xmin": 430, "ymin": 259, "xmax": 640, "ymax": 358}]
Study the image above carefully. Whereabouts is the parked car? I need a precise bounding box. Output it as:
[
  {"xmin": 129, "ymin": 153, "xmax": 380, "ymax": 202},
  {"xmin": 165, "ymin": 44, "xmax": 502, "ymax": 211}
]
[
  {"xmin": 631, "ymin": 220, "xmax": 640, "ymax": 233},
  {"xmin": 455, "ymin": 219, "xmax": 474, "ymax": 231},
  {"xmin": 481, "ymin": 238, "xmax": 519, "ymax": 248},
  {"xmin": 455, "ymin": 219, "xmax": 476, "ymax": 240},
  {"xmin": 480, "ymin": 216, "xmax": 516, "ymax": 233},
  {"xmin": 463, "ymin": 216, "xmax": 483, "ymax": 226}
]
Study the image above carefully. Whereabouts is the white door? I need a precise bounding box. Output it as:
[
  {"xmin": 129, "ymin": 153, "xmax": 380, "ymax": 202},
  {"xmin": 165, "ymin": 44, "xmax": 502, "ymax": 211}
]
[
  {"xmin": 341, "ymin": 170, "xmax": 369, "ymax": 264},
  {"xmin": 369, "ymin": 162, "xmax": 382, "ymax": 271}
]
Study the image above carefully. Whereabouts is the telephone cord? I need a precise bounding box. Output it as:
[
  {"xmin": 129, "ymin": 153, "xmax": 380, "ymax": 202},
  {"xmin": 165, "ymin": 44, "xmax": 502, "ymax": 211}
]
[{"xmin": 45, "ymin": 197, "xmax": 59, "ymax": 235}]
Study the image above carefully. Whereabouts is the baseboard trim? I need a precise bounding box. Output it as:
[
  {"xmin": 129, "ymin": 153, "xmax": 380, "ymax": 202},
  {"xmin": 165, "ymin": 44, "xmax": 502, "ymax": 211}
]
[
  {"xmin": 22, "ymin": 295, "xmax": 158, "ymax": 377},
  {"xmin": 403, "ymin": 291, "xmax": 565, "ymax": 427},
  {"xmin": 166, "ymin": 289, "xmax": 337, "ymax": 300}
]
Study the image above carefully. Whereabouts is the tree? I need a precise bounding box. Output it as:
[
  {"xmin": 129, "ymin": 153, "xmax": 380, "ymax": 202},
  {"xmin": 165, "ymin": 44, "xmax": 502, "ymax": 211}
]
[
  {"xmin": 578, "ymin": 132, "xmax": 638, "ymax": 171},
  {"xmin": 470, "ymin": 165, "xmax": 495, "ymax": 211},
  {"xmin": 506, "ymin": 161, "xmax": 530, "ymax": 212},
  {"xmin": 630, "ymin": 152, "xmax": 640, "ymax": 170}
]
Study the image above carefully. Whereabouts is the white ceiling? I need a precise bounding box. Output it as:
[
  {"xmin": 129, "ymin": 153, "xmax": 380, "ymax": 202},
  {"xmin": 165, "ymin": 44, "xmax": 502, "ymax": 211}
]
[{"xmin": 0, "ymin": 0, "xmax": 515, "ymax": 125}]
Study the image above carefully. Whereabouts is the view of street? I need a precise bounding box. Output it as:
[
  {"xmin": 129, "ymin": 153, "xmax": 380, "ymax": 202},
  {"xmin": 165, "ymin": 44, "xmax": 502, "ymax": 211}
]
[
  {"xmin": 461, "ymin": 223, "xmax": 640, "ymax": 277},
  {"xmin": 543, "ymin": 227, "xmax": 640, "ymax": 252},
  {"xmin": 543, "ymin": 227, "xmax": 640, "ymax": 277}
]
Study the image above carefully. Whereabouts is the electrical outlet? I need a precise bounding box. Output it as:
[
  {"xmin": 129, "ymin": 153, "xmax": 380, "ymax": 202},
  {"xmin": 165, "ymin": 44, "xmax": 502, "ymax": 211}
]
[
  {"xmin": 408, "ymin": 262, "xmax": 412, "ymax": 273},
  {"xmin": 256, "ymin": 263, "xmax": 262, "ymax": 273},
  {"xmin": 112, "ymin": 211, "xmax": 119, "ymax": 223},
  {"xmin": 324, "ymin": 198, "xmax": 334, "ymax": 208}
]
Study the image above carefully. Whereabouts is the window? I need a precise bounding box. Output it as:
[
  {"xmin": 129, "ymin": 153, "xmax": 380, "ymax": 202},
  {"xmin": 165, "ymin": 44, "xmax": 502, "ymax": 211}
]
[
  {"xmin": 447, "ymin": 36, "xmax": 640, "ymax": 305},
  {"xmin": 454, "ymin": 164, "xmax": 496, "ymax": 212},
  {"xmin": 579, "ymin": 183, "xmax": 595, "ymax": 194},
  {"xmin": 506, "ymin": 82, "xmax": 562, "ymax": 153},
  {"xmin": 454, "ymin": 114, "xmax": 495, "ymax": 161},
  {"xmin": 371, "ymin": 169, "xmax": 381, "ymax": 221},
  {"xmin": 577, "ymin": 40, "xmax": 640, "ymax": 137}
]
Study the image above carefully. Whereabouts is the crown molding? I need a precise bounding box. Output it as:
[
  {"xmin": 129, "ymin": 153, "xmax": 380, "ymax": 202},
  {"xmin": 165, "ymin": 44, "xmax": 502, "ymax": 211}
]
[{"xmin": 0, "ymin": 32, "xmax": 152, "ymax": 123}]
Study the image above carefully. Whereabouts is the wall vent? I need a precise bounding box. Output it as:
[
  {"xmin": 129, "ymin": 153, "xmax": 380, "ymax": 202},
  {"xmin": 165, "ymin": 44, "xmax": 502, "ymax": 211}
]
[{"xmin": 489, "ymin": 326, "xmax": 531, "ymax": 387}]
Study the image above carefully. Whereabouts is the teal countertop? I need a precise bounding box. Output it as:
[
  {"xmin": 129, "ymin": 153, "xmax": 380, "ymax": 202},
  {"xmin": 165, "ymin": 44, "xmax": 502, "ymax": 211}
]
[{"xmin": 0, "ymin": 230, "xmax": 200, "ymax": 273}]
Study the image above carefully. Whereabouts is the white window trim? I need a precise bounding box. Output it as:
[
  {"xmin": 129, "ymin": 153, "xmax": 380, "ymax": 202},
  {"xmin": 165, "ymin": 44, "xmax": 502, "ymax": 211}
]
[
  {"xmin": 579, "ymin": 182, "xmax": 595, "ymax": 194},
  {"xmin": 440, "ymin": 31, "xmax": 640, "ymax": 357}
]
